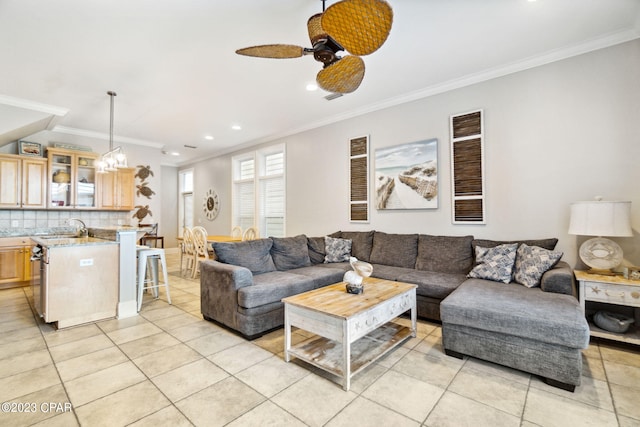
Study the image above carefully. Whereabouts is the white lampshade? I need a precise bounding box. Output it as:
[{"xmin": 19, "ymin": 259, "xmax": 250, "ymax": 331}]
[{"xmin": 568, "ymin": 201, "xmax": 632, "ymax": 237}]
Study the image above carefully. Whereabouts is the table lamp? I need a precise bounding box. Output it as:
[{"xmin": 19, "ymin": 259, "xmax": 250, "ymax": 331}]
[{"xmin": 568, "ymin": 199, "xmax": 633, "ymax": 275}]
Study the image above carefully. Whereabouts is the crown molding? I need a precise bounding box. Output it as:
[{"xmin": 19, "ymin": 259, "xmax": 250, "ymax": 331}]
[
  {"xmin": 52, "ymin": 125, "xmax": 164, "ymax": 148},
  {"xmin": 0, "ymin": 94, "xmax": 69, "ymax": 116}
]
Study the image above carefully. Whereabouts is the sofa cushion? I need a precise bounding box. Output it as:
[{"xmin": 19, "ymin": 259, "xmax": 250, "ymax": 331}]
[
  {"xmin": 467, "ymin": 243, "xmax": 518, "ymax": 284},
  {"xmin": 324, "ymin": 236, "xmax": 352, "ymax": 263},
  {"xmin": 336, "ymin": 231, "xmax": 375, "ymax": 262},
  {"xmin": 472, "ymin": 237, "xmax": 558, "ymax": 252},
  {"xmin": 288, "ymin": 266, "xmax": 346, "ymax": 288},
  {"xmin": 397, "ymin": 270, "xmax": 468, "ymax": 300},
  {"xmin": 369, "ymin": 232, "xmax": 418, "ymax": 268},
  {"xmin": 237, "ymin": 271, "xmax": 315, "ymax": 308},
  {"xmin": 514, "ymin": 244, "xmax": 563, "ymax": 288},
  {"xmin": 415, "ymin": 235, "xmax": 474, "ymax": 274},
  {"xmin": 213, "ymin": 238, "xmax": 276, "ymax": 275},
  {"xmin": 270, "ymin": 235, "xmax": 311, "ymax": 271},
  {"xmin": 441, "ymin": 279, "xmax": 589, "ymax": 349},
  {"xmin": 307, "ymin": 237, "xmax": 326, "ymax": 264},
  {"xmin": 371, "ymin": 264, "xmax": 416, "ymax": 281}
]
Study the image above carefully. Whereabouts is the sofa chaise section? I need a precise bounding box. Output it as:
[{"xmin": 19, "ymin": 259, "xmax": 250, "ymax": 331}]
[{"xmin": 441, "ymin": 261, "xmax": 590, "ymax": 391}]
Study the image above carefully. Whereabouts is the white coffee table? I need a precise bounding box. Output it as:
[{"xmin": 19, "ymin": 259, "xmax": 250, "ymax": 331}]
[{"xmin": 282, "ymin": 278, "xmax": 417, "ymax": 390}]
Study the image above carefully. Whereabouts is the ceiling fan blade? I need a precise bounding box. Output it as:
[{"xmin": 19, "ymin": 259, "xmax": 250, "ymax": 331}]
[
  {"xmin": 307, "ymin": 13, "xmax": 326, "ymax": 46},
  {"xmin": 317, "ymin": 55, "xmax": 365, "ymax": 94},
  {"xmin": 322, "ymin": 0, "xmax": 393, "ymax": 56},
  {"xmin": 236, "ymin": 44, "xmax": 305, "ymax": 59}
]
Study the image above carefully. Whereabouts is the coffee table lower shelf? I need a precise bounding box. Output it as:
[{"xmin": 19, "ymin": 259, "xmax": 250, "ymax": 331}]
[{"xmin": 288, "ymin": 322, "xmax": 412, "ymax": 381}]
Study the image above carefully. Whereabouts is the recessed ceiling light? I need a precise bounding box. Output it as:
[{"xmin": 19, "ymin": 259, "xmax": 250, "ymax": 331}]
[
  {"xmin": 231, "ymin": 124, "xmax": 242, "ymax": 131},
  {"xmin": 306, "ymin": 83, "xmax": 318, "ymax": 91},
  {"xmin": 170, "ymin": 152, "xmax": 180, "ymax": 156},
  {"xmin": 204, "ymin": 135, "xmax": 214, "ymax": 140}
]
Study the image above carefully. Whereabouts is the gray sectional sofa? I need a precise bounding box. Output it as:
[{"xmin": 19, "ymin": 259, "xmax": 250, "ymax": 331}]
[{"xmin": 200, "ymin": 230, "xmax": 589, "ymax": 391}]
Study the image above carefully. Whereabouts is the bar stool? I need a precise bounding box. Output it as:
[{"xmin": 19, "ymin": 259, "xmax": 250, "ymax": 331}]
[{"xmin": 137, "ymin": 247, "xmax": 171, "ymax": 311}]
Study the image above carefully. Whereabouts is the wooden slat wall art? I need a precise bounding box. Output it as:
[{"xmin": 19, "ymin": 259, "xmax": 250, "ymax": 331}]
[
  {"xmin": 450, "ymin": 110, "xmax": 485, "ymax": 224},
  {"xmin": 349, "ymin": 135, "xmax": 369, "ymax": 222}
]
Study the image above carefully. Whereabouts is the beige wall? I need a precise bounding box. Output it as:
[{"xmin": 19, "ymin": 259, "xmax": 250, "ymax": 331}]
[{"xmin": 182, "ymin": 40, "xmax": 640, "ymax": 268}]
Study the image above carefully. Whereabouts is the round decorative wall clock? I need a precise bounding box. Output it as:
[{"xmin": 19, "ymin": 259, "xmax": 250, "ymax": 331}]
[{"xmin": 203, "ymin": 188, "xmax": 219, "ymax": 220}]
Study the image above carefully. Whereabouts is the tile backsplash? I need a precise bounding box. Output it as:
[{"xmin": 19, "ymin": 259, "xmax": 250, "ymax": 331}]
[{"xmin": 0, "ymin": 210, "xmax": 132, "ymax": 229}]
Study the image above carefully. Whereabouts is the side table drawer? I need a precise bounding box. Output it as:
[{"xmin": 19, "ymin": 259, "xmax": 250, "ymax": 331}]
[{"xmin": 583, "ymin": 281, "xmax": 640, "ymax": 307}]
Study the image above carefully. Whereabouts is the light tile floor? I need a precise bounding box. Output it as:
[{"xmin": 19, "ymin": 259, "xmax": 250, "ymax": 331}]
[{"xmin": 1, "ymin": 251, "xmax": 639, "ymax": 426}]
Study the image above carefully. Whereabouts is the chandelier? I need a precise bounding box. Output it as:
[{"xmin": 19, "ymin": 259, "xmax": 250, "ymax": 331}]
[{"xmin": 96, "ymin": 91, "xmax": 127, "ymax": 173}]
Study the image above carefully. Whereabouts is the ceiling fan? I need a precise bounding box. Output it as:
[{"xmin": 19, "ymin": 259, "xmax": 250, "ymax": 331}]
[{"xmin": 235, "ymin": 0, "xmax": 393, "ymax": 94}]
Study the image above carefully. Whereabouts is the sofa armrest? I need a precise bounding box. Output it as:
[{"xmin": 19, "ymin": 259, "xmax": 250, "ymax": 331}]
[
  {"xmin": 200, "ymin": 260, "xmax": 254, "ymax": 290},
  {"xmin": 200, "ymin": 260, "xmax": 254, "ymax": 331},
  {"xmin": 540, "ymin": 261, "xmax": 576, "ymax": 297}
]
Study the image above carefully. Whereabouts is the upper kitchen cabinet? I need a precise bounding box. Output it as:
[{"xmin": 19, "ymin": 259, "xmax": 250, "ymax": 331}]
[
  {"xmin": 0, "ymin": 154, "xmax": 47, "ymax": 209},
  {"xmin": 98, "ymin": 167, "xmax": 135, "ymax": 210},
  {"xmin": 47, "ymin": 147, "xmax": 99, "ymax": 209}
]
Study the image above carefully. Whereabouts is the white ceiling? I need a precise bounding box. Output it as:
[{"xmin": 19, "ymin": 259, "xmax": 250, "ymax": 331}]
[{"xmin": 1, "ymin": 0, "xmax": 638, "ymax": 166}]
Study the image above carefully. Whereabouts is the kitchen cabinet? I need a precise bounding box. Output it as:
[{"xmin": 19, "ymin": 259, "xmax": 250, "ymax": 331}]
[
  {"xmin": 0, "ymin": 154, "xmax": 47, "ymax": 209},
  {"xmin": 98, "ymin": 167, "xmax": 135, "ymax": 210},
  {"xmin": 0, "ymin": 237, "xmax": 32, "ymax": 288},
  {"xmin": 47, "ymin": 147, "xmax": 98, "ymax": 209}
]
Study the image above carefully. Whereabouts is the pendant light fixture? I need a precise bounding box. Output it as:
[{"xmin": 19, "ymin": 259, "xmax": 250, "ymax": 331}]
[{"xmin": 96, "ymin": 91, "xmax": 127, "ymax": 174}]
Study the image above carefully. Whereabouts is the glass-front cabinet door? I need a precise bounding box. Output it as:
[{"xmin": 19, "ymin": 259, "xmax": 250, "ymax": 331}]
[
  {"xmin": 47, "ymin": 148, "xmax": 98, "ymax": 209},
  {"xmin": 76, "ymin": 155, "xmax": 96, "ymax": 208},
  {"xmin": 49, "ymin": 151, "xmax": 72, "ymax": 208}
]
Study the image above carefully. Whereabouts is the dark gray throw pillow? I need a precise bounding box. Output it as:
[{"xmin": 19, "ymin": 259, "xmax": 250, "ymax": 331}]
[
  {"xmin": 416, "ymin": 235, "xmax": 474, "ymax": 274},
  {"xmin": 213, "ymin": 238, "xmax": 276, "ymax": 274},
  {"xmin": 338, "ymin": 231, "xmax": 375, "ymax": 262},
  {"xmin": 369, "ymin": 232, "xmax": 418, "ymax": 268},
  {"xmin": 270, "ymin": 235, "xmax": 311, "ymax": 271},
  {"xmin": 307, "ymin": 236, "xmax": 326, "ymax": 264}
]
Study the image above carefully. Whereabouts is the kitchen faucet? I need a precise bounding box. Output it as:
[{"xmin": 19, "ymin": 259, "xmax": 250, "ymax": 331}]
[{"xmin": 69, "ymin": 218, "xmax": 88, "ymax": 237}]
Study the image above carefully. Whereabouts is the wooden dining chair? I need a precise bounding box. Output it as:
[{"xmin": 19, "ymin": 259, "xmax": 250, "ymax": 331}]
[
  {"xmin": 181, "ymin": 227, "xmax": 196, "ymax": 278},
  {"xmin": 231, "ymin": 226, "xmax": 243, "ymax": 239},
  {"xmin": 191, "ymin": 226, "xmax": 210, "ymax": 278},
  {"xmin": 140, "ymin": 223, "xmax": 164, "ymax": 248},
  {"xmin": 242, "ymin": 226, "xmax": 258, "ymax": 241}
]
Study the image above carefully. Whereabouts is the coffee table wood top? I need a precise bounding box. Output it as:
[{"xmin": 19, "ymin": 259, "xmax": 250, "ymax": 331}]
[{"xmin": 282, "ymin": 277, "xmax": 416, "ymax": 319}]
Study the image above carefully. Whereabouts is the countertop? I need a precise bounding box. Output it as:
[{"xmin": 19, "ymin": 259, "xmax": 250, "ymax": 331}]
[{"xmin": 31, "ymin": 236, "xmax": 119, "ymax": 248}]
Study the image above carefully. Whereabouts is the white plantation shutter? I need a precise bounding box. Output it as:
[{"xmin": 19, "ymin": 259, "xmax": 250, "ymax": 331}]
[
  {"xmin": 233, "ymin": 157, "xmax": 255, "ymax": 230},
  {"xmin": 233, "ymin": 146, "xmax": 285, "ymax": 237},
  {"xmin": 259, "ymin": 151, "xmax": 285, "ymax": 237}
]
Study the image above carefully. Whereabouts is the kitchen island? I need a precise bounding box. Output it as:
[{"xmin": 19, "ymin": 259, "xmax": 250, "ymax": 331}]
[{"xmin": 31, "ymin": 236, "xmax": 119, "ymax": 328}]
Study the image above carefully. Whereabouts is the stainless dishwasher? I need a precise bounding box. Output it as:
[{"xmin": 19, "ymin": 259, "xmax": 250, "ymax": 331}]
[{"xmin": 30, "ymin": 244, "xmax": 47, "ymax": 318}]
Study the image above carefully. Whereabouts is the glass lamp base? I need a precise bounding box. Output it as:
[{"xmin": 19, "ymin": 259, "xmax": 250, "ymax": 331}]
[{"xmin": 579, "ymin": 237, "xmax": 623, "ymax": 273}]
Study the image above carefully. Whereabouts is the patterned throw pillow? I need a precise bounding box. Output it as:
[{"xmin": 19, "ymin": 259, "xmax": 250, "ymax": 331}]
[
  {"xmin": 514, "ymin": 244, "xmax": 563, "ymax": 288},
  {"xmin": 324, "ymin": 236, "xmax": 352, "ymax": 263},
  {"xmin": 467, "ymin": 243, "xmax": 518, "ymax": 284}
]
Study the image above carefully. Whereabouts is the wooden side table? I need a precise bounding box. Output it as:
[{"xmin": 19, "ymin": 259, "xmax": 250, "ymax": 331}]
[{"xmin": 575, "ymin": 270, "xmax": 640, "ymax": 345}]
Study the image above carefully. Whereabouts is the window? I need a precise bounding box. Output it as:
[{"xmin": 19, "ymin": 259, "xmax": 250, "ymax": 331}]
[
  {"xmin": 233, "ymin": 145, "xmax": 285, "ymax": 237},
  {"xmin": 178, "ymin": 169, "xmax": 194, "ymax": 236}
]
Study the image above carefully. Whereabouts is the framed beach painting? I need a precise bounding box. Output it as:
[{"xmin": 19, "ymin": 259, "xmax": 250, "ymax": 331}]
[{"xmin": 374, "ymin": 138, "xmax": 438, "ymax": 210}]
